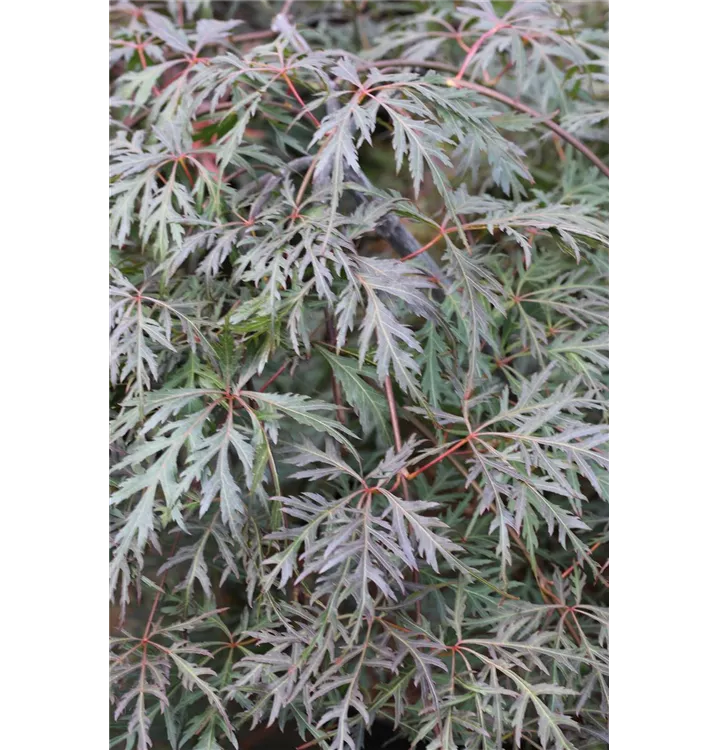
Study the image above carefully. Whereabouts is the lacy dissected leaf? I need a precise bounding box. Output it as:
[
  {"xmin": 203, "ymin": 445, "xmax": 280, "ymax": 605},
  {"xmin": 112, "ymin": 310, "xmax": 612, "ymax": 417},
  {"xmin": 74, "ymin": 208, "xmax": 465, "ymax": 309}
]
[
  {"xmin": 111, "ymin": 122, "xmax": 202, "ymax": 258},
  {"xmin": 245, "ymin": 390, "xmax": 358, "ymax": 457},
  {"xmin": 351, "ymin": 257, "xmax": 437, "ymax": 399}
]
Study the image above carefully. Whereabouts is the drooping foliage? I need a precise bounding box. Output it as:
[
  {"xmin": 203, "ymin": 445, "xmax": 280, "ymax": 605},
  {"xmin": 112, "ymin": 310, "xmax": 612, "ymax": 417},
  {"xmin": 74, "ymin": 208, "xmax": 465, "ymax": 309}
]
[{"xmin": 110, "ymin": 2, "xmax": 608, "ymax": 749}]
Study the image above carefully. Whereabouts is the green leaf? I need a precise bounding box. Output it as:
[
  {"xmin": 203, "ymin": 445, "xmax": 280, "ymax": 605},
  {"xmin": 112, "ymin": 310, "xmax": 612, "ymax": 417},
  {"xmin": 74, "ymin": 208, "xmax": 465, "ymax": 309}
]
[
  {"xmin": 244, "ymin": 391, "xmax": 359, "ymax": 459},
  {"xmin": 318, "ymin": 348, "xmax": 391, "ymax": 443}
]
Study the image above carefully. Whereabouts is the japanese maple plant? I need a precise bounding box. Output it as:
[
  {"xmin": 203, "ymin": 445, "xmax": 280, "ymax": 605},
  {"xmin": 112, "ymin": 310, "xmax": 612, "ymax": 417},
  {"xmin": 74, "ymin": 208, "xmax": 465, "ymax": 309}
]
[{"xmin": 110, "ymin": 2, "xmax": 608, "ymax": 749}]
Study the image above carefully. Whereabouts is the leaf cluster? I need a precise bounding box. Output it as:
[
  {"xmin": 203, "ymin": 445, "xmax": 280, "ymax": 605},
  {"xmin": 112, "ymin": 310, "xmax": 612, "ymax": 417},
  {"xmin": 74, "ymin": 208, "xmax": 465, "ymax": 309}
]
[{"xmin": 110, "ymin": 3, "xmax": 608, "ymax": 749}]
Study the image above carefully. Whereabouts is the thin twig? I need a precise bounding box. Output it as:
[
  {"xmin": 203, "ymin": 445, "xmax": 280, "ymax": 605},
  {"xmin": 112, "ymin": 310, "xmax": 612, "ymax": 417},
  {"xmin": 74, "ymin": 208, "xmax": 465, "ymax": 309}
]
[
  {"xmin": 561, "ymin": 540, "xmax": 603, "ymax": 579},
  {"xmin": 384, "ymin": 376, "xmax": 421, "ymax": 621},
  {"xmin": 230, "ymin": 29, "xmax": 276, "ymax": 45},
  {"xmin": 257, "ymin": 360, "xmax": 291, "ymax": 392},
  {"xmin": 282, "ymin": 72, "xmax": 321, "ymax": 127},
  {"xmin": 454, "ymin": 23, "xmax": 508, "ymax": 82}
]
